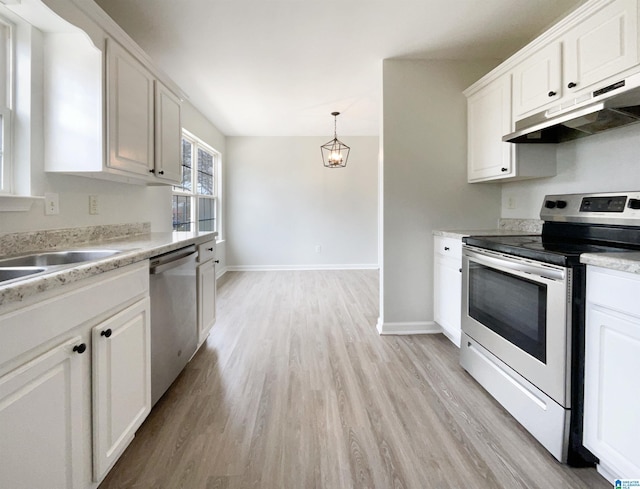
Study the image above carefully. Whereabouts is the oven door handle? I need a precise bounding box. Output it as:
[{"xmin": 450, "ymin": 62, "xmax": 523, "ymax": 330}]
[{"xmin": 464, "ymin": 249, "xmax": 565, "ymax": 281}]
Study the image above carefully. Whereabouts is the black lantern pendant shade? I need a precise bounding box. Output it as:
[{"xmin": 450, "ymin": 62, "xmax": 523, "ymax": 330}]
[{"xmin": 321, "ymin": 112, "xmax": 349, "ymax": 168}]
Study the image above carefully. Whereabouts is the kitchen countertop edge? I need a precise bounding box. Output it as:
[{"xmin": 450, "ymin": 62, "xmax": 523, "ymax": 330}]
[
  {"xmin": 433, "ymin": 229, "xmax": 539, "ymax": 239},
  {"xmin": 581, "ymin": 251, "xmax": 640, "ymax": 275},
  {"xmin": 0, "ymin": 231, "xmax": 218, "ymax": 307}
]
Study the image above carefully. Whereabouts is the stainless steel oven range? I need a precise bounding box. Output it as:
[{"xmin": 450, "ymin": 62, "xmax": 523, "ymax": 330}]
[{"xmin": 460, "ymin": 191, "xmax": 640, "ymax": 466}]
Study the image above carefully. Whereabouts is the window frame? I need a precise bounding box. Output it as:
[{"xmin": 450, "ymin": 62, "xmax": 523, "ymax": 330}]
[
  {"xmin": 172, "ymin": 130, "xmax": 221, "ymax": 234},
  {"xmin": 0, "ymin": 15, "xmax": 14, "ymax": 195}
]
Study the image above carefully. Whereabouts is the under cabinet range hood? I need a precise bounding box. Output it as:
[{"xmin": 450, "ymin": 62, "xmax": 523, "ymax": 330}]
[{"xmin": 504, "ymin": 74, "xmax": 640, "ymax": 144}]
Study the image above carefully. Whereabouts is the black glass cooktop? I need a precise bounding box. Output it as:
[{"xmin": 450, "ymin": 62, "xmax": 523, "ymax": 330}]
[{"xmin": 463, "ymin": 234, "xmax": 629, "ymax": 267}]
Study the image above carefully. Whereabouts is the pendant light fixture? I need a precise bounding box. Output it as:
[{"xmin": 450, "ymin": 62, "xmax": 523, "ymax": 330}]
[{"xmin": 320, "ymin": 112, "xmax": 350, "ymax": 168}]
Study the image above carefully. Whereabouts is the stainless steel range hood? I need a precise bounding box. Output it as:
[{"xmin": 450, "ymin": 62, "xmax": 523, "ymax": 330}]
[{"xmin": 503, "ymin": 75, "xmax": 640, "ymax": 144}]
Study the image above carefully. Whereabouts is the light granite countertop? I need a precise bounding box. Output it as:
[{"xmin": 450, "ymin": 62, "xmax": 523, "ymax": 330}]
[
  {"xmin": 433, "ymin": 229, "xmax": 539, "ymax": 239},
  {"xmin": 581, "ymin": 251, "xmax": 640, "ymax": 275},
  {"xmin": 0, "ymin": 230, "xmax": 217, "ymax": 307}
]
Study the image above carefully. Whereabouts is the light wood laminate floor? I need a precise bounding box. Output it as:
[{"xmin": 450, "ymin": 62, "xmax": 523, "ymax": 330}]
[{"xmin": 99, "ymin": 270, "xmax": 608, "ymax": 489}]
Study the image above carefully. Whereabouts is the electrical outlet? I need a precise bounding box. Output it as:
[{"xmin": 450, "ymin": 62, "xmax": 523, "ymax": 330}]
[
  {"xmin": 507, "ymin": 196, "xmax": 517, "ymax": 209},
  {"xmin": 89, "ymin": 195, "xmax": 99, "ymax": 215},
  {"xmin": 315, "ymin": 245, "xmax": 322, "ymax": 254},
  {"xmin": 44, "ymin": 193, "xmax": 59, "ymax": 215}
]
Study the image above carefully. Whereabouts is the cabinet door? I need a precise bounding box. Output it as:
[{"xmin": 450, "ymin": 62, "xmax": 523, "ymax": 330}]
[
  {"xmin": 92, "ymin": 298, "xmax": 151, "ymax": 481},
  {"xmin": 0, "ymin": 337, "xmax": 87, "ymax": 489},
  {"xmin": 467, "ymin": 75, "xmax": 514, "ymax": 182},
  {"xmin": 154, "ymin": 81, "xmax": 182, "ymax": 184},
  {"xmin": 512, "ymin": 42, "xmax": 562, "ymax": 117},
  {"xmin": 564, "ymin": 0, "xmax": 639, "ymax": 95},
  {"xmin": 434, "ymin": 253, "xmax": 462, "ymax": 347},
  {"xmin": 584, "ymin": 304, "xmax": 640, "ymax": 479},
  {"xmin": 197, "ymin": 259, "xmax": 217, "ymax": 346},
  {"xmin": 106, "ymin": 39, "xmax": 154, "ymax": 177}
]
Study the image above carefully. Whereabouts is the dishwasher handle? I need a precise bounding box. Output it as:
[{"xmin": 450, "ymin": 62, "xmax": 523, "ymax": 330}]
[{"xmin": 149, "ymin": 246, "xmax": 197, "ymax": 274}]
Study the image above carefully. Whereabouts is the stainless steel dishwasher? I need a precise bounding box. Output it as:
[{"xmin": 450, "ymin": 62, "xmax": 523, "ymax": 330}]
[{"xmin": 149, "ymin": 245, "xmax": 198, "ymax": 406}]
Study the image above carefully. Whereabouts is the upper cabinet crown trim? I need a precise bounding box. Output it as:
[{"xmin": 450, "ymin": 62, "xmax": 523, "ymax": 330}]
[{"xmin": 464, "ymin": 0, "xmax": 620, "ymax": 96}]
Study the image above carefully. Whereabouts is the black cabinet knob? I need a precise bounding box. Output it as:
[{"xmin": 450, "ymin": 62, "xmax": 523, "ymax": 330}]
[
  {"xmin": 149, "ymin": 169, "xmax": 155, "ymax": 173},
  {"xmin": 444, "ymin": 247, "xmax": 450, "ymax": 251},
  {"xmin": 501, "ymin": 167, "xmax": 508, "ymax": 172},
  {"xmin": 207, "ymin": 247, "xmax": 214, "ymax": 252},
  {"xmin": 73, "ymin": 343, "xmax": 87, "ymax": 354},
  {"xmin": 567, "ymin": 82, "xmax": 577, "ymax": 89},
  {"xmin": 548, "ymin": 91, "xmax": 557, "ymax": 97},
  {"xmin": 459, "ymin": 268, "xmax": 462, "ymax": 273},
  {"xmin": 214, "ymin": 260, "xmax": 220, "ymax": 264},
  {"xmin": 101, "ymin": 329, "xmax": 112, "ymax": 338},
  {"xmin": 158, "ymin": 170, "xmax": 164, "ymax": 175}
]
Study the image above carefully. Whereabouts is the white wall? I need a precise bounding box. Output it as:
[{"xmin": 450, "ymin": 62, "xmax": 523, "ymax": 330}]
[
  {"xmin": 502, "ymin": 123, "xmax": 640, "ymax": 217},
  {"xmin": 380, "ymin": 59, "xmax": 502, "ymax": 333},
  {"xmin": 226, "ymin": 136, "xmax": 378, "ymax": 269}
]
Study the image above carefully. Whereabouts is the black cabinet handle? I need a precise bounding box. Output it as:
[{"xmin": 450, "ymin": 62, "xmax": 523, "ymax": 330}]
[
  {"xmin": 501, "ymin": 167, "xmax": 508, "ymax": 172},
  {"xmin": 101, "ymin": 329, "xmax": 112, "ymax": 338},
  {"xmin": 214, "ymin": 260, "xmax": 220, "ymax": 264},
  {"xmin": 548, "ymin": 91, "xmax": 557, "ymax": 97},
  {"xmin": 207, "ymin": 247, "xmax": 214, "ymax": 252},
  {"xmin": 73, "ymin": 343, "xmax": 87, "ymax": 354},
  {"xmin": 567, "ymin": 82, "xmax": 577, "ymax": 88},
  {"xmin": 459, "ymin": 268, "xmax": 462, "ymax": 273},
  {"xmin": 444, "ymin": 247, "xmax": 450, "ymax": 251},
  {"xmin": 149, "ymin": 169, "xmax": 155, "ymax": 173}
]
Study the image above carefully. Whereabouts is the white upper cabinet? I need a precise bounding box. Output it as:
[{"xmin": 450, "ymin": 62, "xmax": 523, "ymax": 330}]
[
  {"xmin": 513, "ymin": 0, "xmax": 639, "ymax": 119},
  {"xmin": 154, "ymin": 81, "xmax": 183, "ymax": 184},
  {"xmin": 41, "ymin": 0, "xmax": 183, "ymax": 185},
  {"xmin": 564, "ymin": 0, "xmax": 639, "ymax": 95},
  {"xmin": 106, "ymin": 39, "xmax": 155, "ymax": 178},
  {"xmin": 467, "ymin": 75, "xmax": 515, "ymax": 181},
  {"xmin": 512, "ymin": 43, "xmax": 562, "ymax": 117}
]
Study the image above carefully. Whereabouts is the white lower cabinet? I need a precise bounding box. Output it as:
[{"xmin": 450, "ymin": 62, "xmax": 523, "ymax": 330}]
[
  {"xmin": 433, "ymin": 236, "xmax": 463, "ymax": 347},
  {"xmin": 584, "ymin": 266, "xmax": 640, "ymax": 482},
  {"xmin": 197, "ymin": 240, "xmax": 217, "ymax": 346},
  {"xmin": 0, "ymin": 262, "xmax": 151, "ymax": 489},
  {"xmin": 92, "ymin": 298, "xmax": 151, "ymax": 481},
  {"xmin": 0, "ymin": 336, "xmax": 88, "ymax": 489}
]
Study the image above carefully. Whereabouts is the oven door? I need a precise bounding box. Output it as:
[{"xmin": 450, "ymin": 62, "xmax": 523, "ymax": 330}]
[{"xmin": 462, "ymin": 246, "xmax": 571, "ymax": 407}]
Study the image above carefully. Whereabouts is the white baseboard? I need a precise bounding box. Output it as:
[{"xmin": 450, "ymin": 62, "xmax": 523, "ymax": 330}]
[
  {"xmin": 376, "ymin": 318, "xmax": 442, "ymax": 335},
  {"xmin": 225, "ymin": 264, "xmax": 379, "ymax": 272}
]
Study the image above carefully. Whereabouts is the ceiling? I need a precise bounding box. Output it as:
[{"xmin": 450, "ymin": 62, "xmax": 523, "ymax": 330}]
[{"xmin": 93, "ymin": 0, "xmax": 584, "ymax": 137}]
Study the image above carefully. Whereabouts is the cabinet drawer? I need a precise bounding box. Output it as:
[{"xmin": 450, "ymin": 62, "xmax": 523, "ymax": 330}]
[
  {"xmin": 197, "ymin": 240, "xmax": 216, "ymax": 263},
  {"xmin": 587, "ymin": 266, "xmax": 640, "ymax": 317},
  {"xmin": 434, "ymin": 236, "xmax": 462, "ymax": 260}
]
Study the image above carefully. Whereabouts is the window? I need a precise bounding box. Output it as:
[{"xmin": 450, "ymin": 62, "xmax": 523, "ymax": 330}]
[
  {"xmin": 172, "ymin": 131, "xmax": 220, "ymax": 233},
  {"xmin": 0, "ymin": 18, "xmax": 12, "ymax": 194}
]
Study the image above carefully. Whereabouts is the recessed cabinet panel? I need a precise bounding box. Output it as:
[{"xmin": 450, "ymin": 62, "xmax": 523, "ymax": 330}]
[
  {"xmin": 0, "ymin": 337, "xmax": 86, "ymax": 489},
  {"xmin": 106, "ymin": 39, "xmax": 154, "ymax": 176},
  {"xmin": 92, "ymin": 298, "xmax": 151, "ymax": 481},
  {"xmin": 468, "ymin": 75, "xmax": 514, "ymax": 181},
  {"xmin": 565, "ymin": 0, "xmax": 639, "ymax": 93},
  {"xmin": 154, "ymin": 82, "xmax": 182, "ymax": 184},
  {"xmin": 197, "ymin": 259, "xmax": 217, "ymax": 346},
  {"xmin": 513, "ymin": 42, "xmax": 562, "ymax": 117}
]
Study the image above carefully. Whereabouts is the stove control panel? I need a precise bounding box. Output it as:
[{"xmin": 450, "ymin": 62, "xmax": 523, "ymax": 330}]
[
  {"xmin": 540, "ymin": 191, "xmax": 640, "ymax": 225},
  {"xmin": 579, "ymin": 196, "xmax": 627, "ymax": 213}
]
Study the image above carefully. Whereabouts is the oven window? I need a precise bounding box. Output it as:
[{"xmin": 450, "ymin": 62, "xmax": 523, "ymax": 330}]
[{"xmin": 468, "ymin": 263, "xmax": 547, "ymax": 362}]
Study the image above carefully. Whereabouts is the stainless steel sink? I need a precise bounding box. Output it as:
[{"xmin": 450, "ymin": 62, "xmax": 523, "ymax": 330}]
[
  {"xmin": 0, "ymin": 267, "xmax": 47, "ymax": 282},
  {"xmin": 0, "ymin": 250, "xmax": 122, "ymax": 268}
]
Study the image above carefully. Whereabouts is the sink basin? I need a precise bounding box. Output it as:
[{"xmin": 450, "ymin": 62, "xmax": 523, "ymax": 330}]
[
  {"xmin": 0, "ymin": 267, "xmax": 47, "ymax": 282},
  {"xmin": 0, "ymin": 250, "xmax": 123, "ymax": 268}
]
